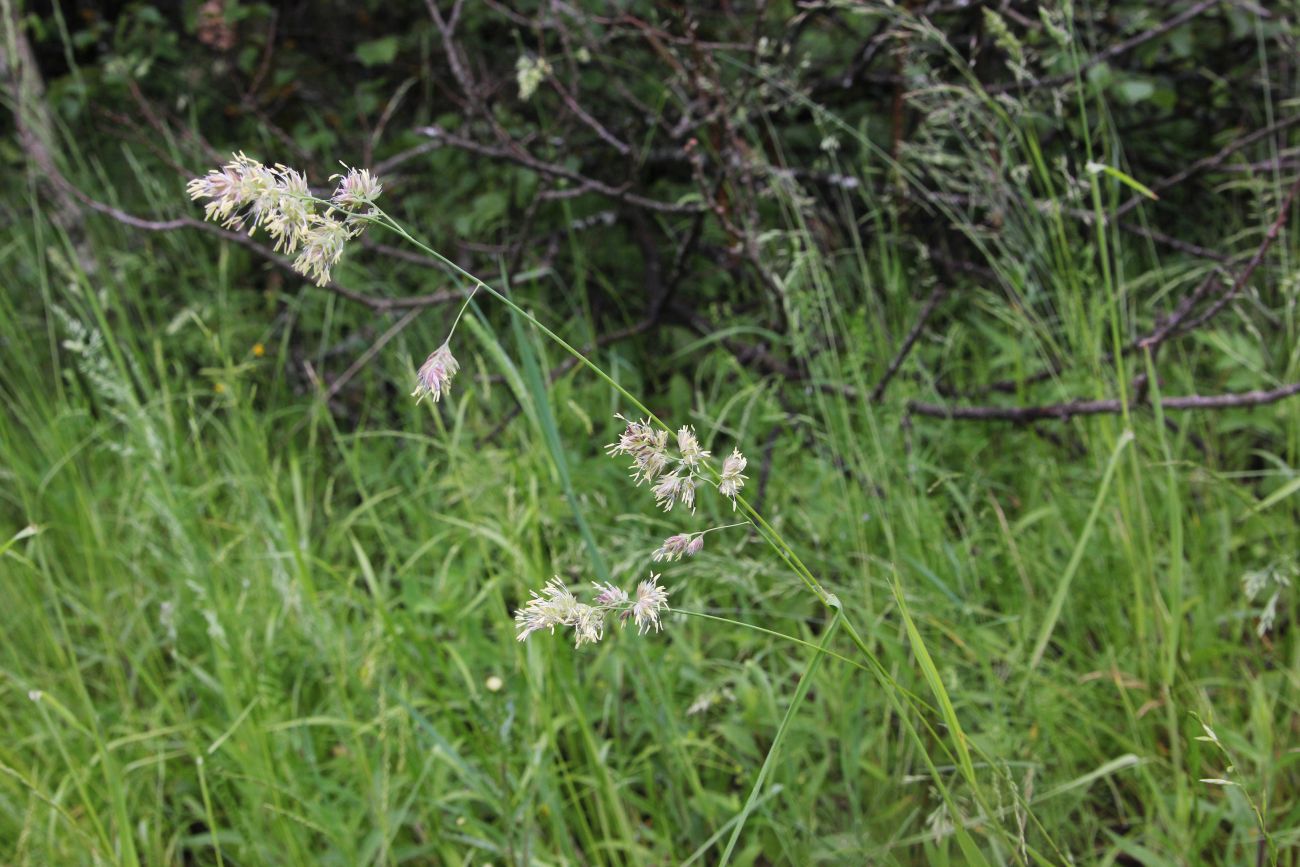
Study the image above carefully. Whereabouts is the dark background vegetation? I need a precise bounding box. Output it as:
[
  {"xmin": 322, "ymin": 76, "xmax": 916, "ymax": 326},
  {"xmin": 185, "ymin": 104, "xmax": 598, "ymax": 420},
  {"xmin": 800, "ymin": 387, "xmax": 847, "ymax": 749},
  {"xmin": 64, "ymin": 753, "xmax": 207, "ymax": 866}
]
[{"xmin": 3, "ymin": 1, "xmax": 1300, "ymax": 864}]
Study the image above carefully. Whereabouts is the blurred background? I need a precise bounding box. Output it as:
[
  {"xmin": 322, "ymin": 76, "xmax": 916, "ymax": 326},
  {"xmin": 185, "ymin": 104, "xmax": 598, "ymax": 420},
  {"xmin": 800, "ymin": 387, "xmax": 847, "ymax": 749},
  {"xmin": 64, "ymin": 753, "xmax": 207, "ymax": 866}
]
[{"xmin": 2, "ymin": 1, "xmax": 1300, "ymax": 864}]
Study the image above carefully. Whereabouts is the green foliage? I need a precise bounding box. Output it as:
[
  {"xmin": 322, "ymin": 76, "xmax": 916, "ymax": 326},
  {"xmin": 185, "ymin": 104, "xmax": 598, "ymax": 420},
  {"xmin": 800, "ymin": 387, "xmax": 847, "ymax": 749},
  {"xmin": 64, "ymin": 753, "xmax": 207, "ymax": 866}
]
[{"xmin": 3, "ymin": 1, "xmax": 1300, "ymax": 864}]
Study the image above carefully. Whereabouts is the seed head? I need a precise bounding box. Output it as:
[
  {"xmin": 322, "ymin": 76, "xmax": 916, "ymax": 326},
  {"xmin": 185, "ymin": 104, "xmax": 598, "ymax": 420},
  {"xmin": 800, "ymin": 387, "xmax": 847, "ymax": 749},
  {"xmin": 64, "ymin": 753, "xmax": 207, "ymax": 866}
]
[
  {"xmin": 291, "ymin": 215, "xmax": 354, "ymax": 286},
  {"xmin": 189, "ymin": 154, "xmax": 379, "ymax": 286},
  {"xmin": 332, "ymin": 167, "xmax": 383, "ymax": 212},
  {"xmin": 264, "ymin": 167, "xmax": 312, "ymax": 253},
  {"xmin": 607, "ymin": 416, "xmax": 671, "ymax": 484},
  {"xmin": 653, "ymin": 533, "xmax": 702, "ymax": 562},
  {"xmin": 572, "ymin": 604, "xmax": 604, "ymax": 647},
  {"xmin": 652, "ymin": 472, "xmax": 696, "ymax": 512},
  {"xmin": 516, "ymin": 574, "xmax": 672, "ymax": 647},
  {"xmin": 676, "ymin": 426, "xmax": 710, "ymax": 469},
  {"xmin": 187, "ymin": 152, "xmax": 280, "ymax": 232},
  {"xmin": 631, "ymin": 574, "xmax": 670, "ymax": 634},
  {"xmin": 412, "ymin": 343, "xmax": 460, "ymax": 403},
  {"xmin": 592, "ymin": 581, "xmax": 629, "ymax": 606},
  {"xmin": 718, "ymin": 448, "xmax": 748, "ymax": 505},
  {"xmin": 514, "ymin": 578, "xmax": 578, "ymax": 641}
]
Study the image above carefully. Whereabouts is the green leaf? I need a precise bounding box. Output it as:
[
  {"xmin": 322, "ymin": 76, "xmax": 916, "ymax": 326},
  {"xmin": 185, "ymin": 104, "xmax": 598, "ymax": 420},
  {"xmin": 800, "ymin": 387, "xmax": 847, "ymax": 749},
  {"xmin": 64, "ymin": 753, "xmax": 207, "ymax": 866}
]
[
  {"xmin": 1085, "ymin": 161, "xmax": 1159, "ymax": 200},
  {"xmin": 1114, "ymin": 78, "xmax": 1155, "ymax": 105},
  {"xmin": 356, "ymin": 36, "xmax": 399, "ymax": 67}
]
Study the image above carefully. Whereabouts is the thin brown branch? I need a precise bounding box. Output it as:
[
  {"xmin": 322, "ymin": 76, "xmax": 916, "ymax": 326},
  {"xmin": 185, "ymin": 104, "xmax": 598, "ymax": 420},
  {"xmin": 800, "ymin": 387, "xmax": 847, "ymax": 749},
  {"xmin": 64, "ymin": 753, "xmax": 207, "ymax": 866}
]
[
  {"xmin": 1139, "ymin": 174, "xmax": 1300, "ymax": 349},
  {"xmin": 414, "ymin": 125, "xmax": 704, "ymax": 214},
  {"xmin": 548, "ymin": 77, "xmax": 632, "ymax": 155},
  {"xmin": 871, "ymin": 283, "xmax": 947, "ymax": 402},
  {"xmin": 323, "ymin": 307, "xmax": 425, "ymax": 402},
  {"xmin": 985, "ymin": 0, "xmax": 1222, "ymax": 95},
  {"xmin": 909, "ymin": 382, "xmax": 1300, "ymax": 423},
  {"xmin": 1114, "ymin": 114, "xmax": 1300, "ymax": 218}
]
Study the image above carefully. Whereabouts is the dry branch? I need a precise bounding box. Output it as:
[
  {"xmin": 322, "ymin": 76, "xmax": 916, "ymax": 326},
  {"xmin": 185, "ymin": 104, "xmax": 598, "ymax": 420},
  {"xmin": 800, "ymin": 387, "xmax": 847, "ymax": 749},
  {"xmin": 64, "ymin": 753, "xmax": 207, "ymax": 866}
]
[{"xmin": 909, "ymin": 382, "xmax": 1300, "ymax": 423}]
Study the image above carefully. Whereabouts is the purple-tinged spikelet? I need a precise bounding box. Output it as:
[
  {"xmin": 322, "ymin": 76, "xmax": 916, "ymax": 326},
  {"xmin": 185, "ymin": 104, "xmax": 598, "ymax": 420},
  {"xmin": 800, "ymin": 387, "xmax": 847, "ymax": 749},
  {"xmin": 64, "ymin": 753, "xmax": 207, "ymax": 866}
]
[
  {"xmin": 412, "ymin": 344, "xmax": 460, "ymax": 403},
  {"xmin": 332, "ymin": 167, "xmax": 383, "ymax": 212},
  {"xmin": 631, "ymin": 574, "xmax": 670, "ymax": 633},
  {"xmin": 514, "ymin": 574, "xmax": 671, "ymax": 646},
  {"xmin": 653, "ymin": 533, "xmax": 703, "ymax": 562}
]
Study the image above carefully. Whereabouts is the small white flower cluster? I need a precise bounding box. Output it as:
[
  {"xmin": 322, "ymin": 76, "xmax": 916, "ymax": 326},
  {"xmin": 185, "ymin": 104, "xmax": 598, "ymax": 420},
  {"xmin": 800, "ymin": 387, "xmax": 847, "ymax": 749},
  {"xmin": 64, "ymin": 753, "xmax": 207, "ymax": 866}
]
[
  {"xmin": 514, "ymin": 575, "xmax": 670, "ymax": 647},
  {"xmin": 187, "ymin": 153, "xmax": 382, "ymax": 286},
  {"xmin": 515, "ymin": 54, "xmax": 553, "ymax": 101},
  {"xmin": 606, "ymin": 415, "xmax": 747, "ymax": 512},
  {"xmin": 412, "ymin": 343, "xmax": 460, "ymax": 403}
]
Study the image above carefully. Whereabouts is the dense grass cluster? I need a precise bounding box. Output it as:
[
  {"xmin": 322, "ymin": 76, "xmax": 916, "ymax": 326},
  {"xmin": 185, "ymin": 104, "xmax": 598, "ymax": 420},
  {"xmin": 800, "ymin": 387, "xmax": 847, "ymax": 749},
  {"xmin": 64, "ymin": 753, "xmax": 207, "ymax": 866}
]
[{"xmin": 3, "ymin": 3, "xmax": 1300, "ymax": 865}]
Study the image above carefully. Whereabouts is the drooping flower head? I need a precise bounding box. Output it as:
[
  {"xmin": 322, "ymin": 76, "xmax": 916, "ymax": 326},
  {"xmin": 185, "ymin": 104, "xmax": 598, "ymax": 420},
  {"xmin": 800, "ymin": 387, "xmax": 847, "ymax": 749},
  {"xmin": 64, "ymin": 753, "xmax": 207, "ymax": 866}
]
[
  {"xmin": 653, "ymin": 533, "xmax": 703, "ymax": 562},
  {"xmin": 718, "ymin": 448, "xmax": 748, "ymax": 505},
  {"xmin": 412, "ymin": 343, "xmax": 460, "ymax": 403},
  {"xmin": 292, "ymin": 214, "xmax": 355, "ymax": 286}
]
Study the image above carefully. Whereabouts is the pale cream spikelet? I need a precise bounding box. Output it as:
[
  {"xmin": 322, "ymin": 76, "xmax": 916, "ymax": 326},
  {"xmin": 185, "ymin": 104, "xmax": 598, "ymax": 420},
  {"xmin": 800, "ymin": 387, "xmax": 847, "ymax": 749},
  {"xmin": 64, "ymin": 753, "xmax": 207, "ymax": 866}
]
[
  {"xmin": 607, "ymin": 415, "xmax": 671, "ymax": 484},
  {"xmin": 676, "ymin": 425, "xmax": 710, "ymax": 469},
  {"xmin": 514, "ymin": 574, "xmax": 672, "ymax": 647},
  {"xmin": 188, "ymin": 153, "xmax": 380, "ymax": 286},
  {"xmin": 513, "ymin": 578, "xmax": 578, "ymax": 641},
  {"xmin": 652, "ymin": 471, "xmax": 697, "ymax": 512},
  {"xmin": 291, "ymin": 215, "xmax": 355, "ymax": 287},
  {"xmin": 718, "ymin": 448, "xmax": 748, "ymax": 506}
]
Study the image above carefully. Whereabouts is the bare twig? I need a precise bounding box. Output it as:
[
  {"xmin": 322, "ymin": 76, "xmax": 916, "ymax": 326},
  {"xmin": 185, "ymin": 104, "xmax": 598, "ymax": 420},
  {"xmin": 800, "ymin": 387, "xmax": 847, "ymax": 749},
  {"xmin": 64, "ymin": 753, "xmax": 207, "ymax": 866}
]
[
  {"xmin": 908, "ymin": 382, "xmax": 1300, "ymax": 423},
  {"xmin": 414, "ymin": 125, "xmax": 704, "ymax": 214},
  {"xmin": 871, "ymin": 283, "xmax": 947, "ymax": 402},
  {"xmin": 985, "ymin": 0, "xmax": 1222, "ymax": 95},
  {"xmin": 1139, "ymin": 174, "xmax": 1300, "ymax": 348},
  {"xmin": 1115, "ymin": 114, "xmax": 1300, "ymax": 218},
  {"xmin": 547, "ymin": 77, "xmax": 632, "ymax": 155},
  {"xmin": 323, "ymin": 307, "xmax": 424, "ymax": 402}
]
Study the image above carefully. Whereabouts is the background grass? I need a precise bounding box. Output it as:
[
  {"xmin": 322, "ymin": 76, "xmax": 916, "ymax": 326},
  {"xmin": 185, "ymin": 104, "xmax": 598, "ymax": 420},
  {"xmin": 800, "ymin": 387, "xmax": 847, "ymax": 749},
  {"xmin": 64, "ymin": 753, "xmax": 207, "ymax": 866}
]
[{"xmin": 4, "ymin": 3, "xmax": 1300, "ymax": 864}]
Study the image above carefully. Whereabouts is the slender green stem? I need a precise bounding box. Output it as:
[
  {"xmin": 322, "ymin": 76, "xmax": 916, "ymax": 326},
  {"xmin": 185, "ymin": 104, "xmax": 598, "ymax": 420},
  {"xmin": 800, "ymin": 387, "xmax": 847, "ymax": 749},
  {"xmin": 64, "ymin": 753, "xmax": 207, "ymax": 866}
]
[
  {"xmin": 444, "ymin": 283, "xmax": 480, "ymax": 343},
  {"xmin": 718, "ymin": 607, "xmax": 842, "ymax": 865},
  {"xmin": 697, "ymin": 521, "xmax": 751, "ymax": 536}
]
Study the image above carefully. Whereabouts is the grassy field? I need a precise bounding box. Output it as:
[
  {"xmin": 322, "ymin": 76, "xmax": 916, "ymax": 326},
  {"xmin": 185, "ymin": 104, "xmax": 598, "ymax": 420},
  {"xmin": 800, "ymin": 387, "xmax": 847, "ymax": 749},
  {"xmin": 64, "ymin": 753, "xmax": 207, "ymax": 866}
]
[{"xmin": 4, "ymin": 92, "xmax": 1300, "ymax": 867}]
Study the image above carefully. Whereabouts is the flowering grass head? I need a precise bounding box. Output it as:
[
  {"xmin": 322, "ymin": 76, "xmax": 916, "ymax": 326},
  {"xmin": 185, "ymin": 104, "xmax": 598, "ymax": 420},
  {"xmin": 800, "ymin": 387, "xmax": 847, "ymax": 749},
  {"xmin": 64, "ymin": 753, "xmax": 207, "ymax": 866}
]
[
  {"xmin": 718, "ymin": 448, "xmax": 748, "ymax": 506},
  {"xmin": 606, "ymin": 415, "xmax": 671, "ymax": 484},
  {"xmin": 188, "ymin": 154, "xmax": 381, "ymax": 286},
  {"xmin": 631, "ymin": 575, "xmax": 670, "ymax": 633},
  {"xmin": 331, "ymin": 167, "xmax": 383, "ymax": 212},
  {"xmin": 653, "ymin": 533, "xmax": 704, "ymax": 562},
  {"xmin": 412, "ymin": 343, "xmax": 460, "ymax": 403},
  {"xmin": 607, "ymin": 415, "xmax": 747, "ymax": 513},
  {"xmin": 515, "ymin": 574, "xmax": 670, "ymax": 647}
]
